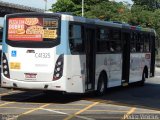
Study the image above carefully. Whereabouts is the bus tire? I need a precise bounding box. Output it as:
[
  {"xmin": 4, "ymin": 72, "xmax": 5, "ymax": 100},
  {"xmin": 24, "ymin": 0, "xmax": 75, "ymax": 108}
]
[{"xmin": 96, "ymin": 72, "xmax": 107, "ymax": 96}]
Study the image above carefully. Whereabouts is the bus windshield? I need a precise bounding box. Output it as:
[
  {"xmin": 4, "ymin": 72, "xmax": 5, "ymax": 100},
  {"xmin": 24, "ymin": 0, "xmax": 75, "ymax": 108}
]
[{"xmin": 7, "ymin": 17, "xmax": 58, "ymax": 42}]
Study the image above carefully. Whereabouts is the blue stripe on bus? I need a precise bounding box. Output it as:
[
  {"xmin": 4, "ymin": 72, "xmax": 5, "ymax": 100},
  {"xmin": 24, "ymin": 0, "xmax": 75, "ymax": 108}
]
[
  {"xmin": 56, "ymin": 20, "xmax": 71, "ymax": 55},
  {"xmin": 2, "ymin": 17, "xmax": 8, "ymax": 53}
]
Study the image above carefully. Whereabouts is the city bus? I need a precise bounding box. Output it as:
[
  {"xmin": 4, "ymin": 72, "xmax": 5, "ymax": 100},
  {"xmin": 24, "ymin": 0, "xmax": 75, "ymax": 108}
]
[{"xmin": 1, "ymin": 12, "xmax": 156, "ymax": 95}]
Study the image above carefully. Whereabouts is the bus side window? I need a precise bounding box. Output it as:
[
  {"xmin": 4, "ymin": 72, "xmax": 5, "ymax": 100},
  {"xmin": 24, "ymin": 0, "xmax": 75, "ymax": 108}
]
[
  {"xmin": 109, "ymin": 29, "xmax": 121, "ymax": 52},
  {"xmin": 69, "ymin": 24, "xmax": 84, "ymax": 54},
  {"xmin": 144, "ymin": 34, "xmax": 150, "ymax": 52},
  {"xmin": 97, "ymin": 28, "xmax": 110, "ymax": 53},
  {"xmin": 131, "ymin": 32, "xmax": 136, "ymax": 52}
]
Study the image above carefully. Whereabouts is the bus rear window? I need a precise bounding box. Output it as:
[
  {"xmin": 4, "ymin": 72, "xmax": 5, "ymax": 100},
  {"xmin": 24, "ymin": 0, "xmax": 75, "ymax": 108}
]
[{"xmin": 7, "ymin": 17, "xmax": 58, "ymax": 42}]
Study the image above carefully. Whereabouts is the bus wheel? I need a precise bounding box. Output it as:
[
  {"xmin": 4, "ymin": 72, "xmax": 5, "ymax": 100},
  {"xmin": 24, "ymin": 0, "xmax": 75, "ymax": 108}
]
[{"xmin": 96, "ymin": 73, "xmax": 107, "ymax": 96}]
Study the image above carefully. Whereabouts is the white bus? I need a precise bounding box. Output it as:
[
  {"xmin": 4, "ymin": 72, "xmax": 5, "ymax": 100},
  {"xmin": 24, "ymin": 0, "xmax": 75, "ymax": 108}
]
[{"xmin": 1, "ymin": 13, "xmax": 156, "ymax": 95}]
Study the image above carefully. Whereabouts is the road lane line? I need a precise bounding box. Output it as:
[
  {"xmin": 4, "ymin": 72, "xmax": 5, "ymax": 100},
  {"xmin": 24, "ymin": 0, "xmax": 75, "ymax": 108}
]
[
  {"xmin": 0, "ymin": 93, "xmax": 43, "ymax": 110},
  {"xmin": 21, "ymin": 104, "xmax": 50, "ymax": 115},
  {"xmin": 64, "ymin": 102, "xmax": 99, "ymax": 120},
  {"xmin": 41, "ymin": 108, "xmax": 94, "ymax": 120},
  {"xmin": 42, "ymin": 108, "xmax": 67, "ymax": 115},
  {"xmin": 123, "ymin": 107, "xmax": 136, "ymax": 119},
  {"xmin": 0, "ymin": 106, "xmax": 32, "ymax": 110},
  {"xmin": 7, "ymin": 104, "xmax": 50, "ymax": 120},
  {"xmin": 86, "ymin": 98, "xmax": 160, "ymax": 111},
  {"xmin": 0, "ymin": 102, "xmax": 15, "ymax": 107},
  {"xmin": 0, "ymin": 90, "xmax": 18, "ymax": 96}
]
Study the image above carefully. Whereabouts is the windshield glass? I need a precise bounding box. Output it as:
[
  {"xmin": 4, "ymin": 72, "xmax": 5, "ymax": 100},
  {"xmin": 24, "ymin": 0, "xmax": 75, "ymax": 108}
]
[{"xmin": 8, "ymin": 17, "xmax": 58, "ymax": 42}]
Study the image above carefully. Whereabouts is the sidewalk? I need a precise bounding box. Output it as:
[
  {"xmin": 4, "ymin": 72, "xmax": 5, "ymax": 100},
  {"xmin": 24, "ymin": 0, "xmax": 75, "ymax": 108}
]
[{"xmin": 155, "ymin": 67, "xmax": 160, "ymax": 76}]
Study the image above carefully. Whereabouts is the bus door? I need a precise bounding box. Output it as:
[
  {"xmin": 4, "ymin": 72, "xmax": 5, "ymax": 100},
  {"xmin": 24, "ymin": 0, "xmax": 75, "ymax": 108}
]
[
  {"xmin": 122, "ymin": 31, "xmax": 131, "ymax": 86},
  {"xmin": 85, "ymin": 26, "xmax": 96, "ymax": 91}
]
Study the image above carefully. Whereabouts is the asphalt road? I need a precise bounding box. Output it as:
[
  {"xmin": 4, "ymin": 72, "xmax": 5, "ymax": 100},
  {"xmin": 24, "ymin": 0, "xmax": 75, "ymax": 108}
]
[{"xmin": 0, "ymin": 70, "xmax": 160, "ymax": 120}]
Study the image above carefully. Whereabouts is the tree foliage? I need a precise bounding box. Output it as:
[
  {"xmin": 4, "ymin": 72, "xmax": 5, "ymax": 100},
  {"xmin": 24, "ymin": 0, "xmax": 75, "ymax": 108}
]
[
  {"xmin": 131, "ymin": 0, "xmax": 160, "ymax": 46},
  {"xmin": 51, "ymin": 0, "xmax": 130, "ymax": 22},
  {"xmin": 51, "ymin": 0, "xmax": 160, "ymax": 45},
  {"xmin": 132, "ymin": 0, "xmax": 160, "ymax": 11},
  {"xmin": 50, "ymin": 0, "xmax": 109, "ymax": 16}
]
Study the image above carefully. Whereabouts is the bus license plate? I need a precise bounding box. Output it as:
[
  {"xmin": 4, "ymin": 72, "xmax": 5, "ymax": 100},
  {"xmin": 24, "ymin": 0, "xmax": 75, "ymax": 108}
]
[{"xmin": 25, "ymin": 73, "xmax": 37, "ymax": 79}]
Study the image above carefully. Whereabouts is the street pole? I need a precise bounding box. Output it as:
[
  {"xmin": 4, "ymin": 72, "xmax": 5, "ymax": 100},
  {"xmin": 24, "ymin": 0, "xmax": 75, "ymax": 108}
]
[
  {"xmin": 45, "ymin": 0, "xmax": 47, "ymax": 11},
  {"xmin": 82, "ymin": 0, "xmax": 84, "ymax": 17}
]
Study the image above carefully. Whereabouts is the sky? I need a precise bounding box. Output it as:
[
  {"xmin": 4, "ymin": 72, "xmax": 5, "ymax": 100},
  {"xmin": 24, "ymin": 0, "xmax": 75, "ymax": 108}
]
[
  {"xmin": 0, "ymin": 0, "xmax": 56, "ymax": 10},
  {"xmin": 0, "ymin": 0, "xmax": 133, "ymax": 10},
  {"xmin": 0, "ymin": 0, "xmax": 133, "ymax": 26}
]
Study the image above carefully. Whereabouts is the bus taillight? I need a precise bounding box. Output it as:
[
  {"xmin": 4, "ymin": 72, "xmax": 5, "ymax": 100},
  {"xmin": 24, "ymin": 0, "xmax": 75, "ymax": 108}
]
[
  {"xmin": 53, "ymin": 54, "xmax": 64, "ymax": 81},
  {"xmin": 2, "ymin": 53, "xmax": 10, "ymax": 78}
]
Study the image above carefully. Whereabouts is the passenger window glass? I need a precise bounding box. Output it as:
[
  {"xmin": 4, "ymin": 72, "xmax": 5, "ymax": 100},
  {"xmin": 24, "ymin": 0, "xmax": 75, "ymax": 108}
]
[
  {"xmin": 110, "ymin": 29, "xmax": 121, "ymax": 52},
  {"xmin": 131, "ymin": 33, "xmax": 136, "ymax": 52},
  {"xmin": 144, "ymin": 34, "xmax": 150, "ymax": 52},
  {"xmin": 97, "ymin": 28, "xmax": 121, "ymax": 53},
  {"xmin": 69, "ymin": 25, "xmax": 84, "ymax": 54},
  {"xmin": 97, "ymin": 28, "xmax": 110, "ymax": 52}
]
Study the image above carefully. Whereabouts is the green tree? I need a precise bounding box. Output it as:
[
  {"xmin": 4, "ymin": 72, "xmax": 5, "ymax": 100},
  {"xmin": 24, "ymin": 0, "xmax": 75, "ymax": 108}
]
[
  {"xmin": 132, "ymin": 0, "xmax": 160, "ymax": 11},
  {"xmin": 131, "ymin": 0, "xmax": 160, "ymax": 49},
  {"xmin": 87, "ymin": 1, "xmax": 130, "ymax": 22},
  {"xmin": 50, "ymin": 0, "xmax": 109, "ymax": 16},
  {"xmin": 50, "ymin": 0, "xmax": 75, "ymax": 13},
  {"xmin": 51, "ymin": 0, "xmax": 130, "ymax": 23},
  {"xmin": 129, "ymin": 5, "xmax": 154, "ymax": 27}
]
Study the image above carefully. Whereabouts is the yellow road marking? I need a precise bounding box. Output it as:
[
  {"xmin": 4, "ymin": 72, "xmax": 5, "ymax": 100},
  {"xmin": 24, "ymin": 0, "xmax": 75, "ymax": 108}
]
[
  {"xmin": 64, "ymin": 102, "xmax": 99, "ymax": 120},
  {"xmin": 21, "ymin": 104, "xmax": 49, "ymax": 115},
  {"xmin": 86, "ymin": 98, "xmax": 160, "ymax": 111},
  {"xmin": 0, "ymin": 106, "xmax": 126, "ymax": 112},
  {"xmin": 0, "ymin": 106, "xmax": 159, "ymax": 114},
  {"xmin": 49, "ymin": 108, "xmax": 127, "ymax": 112},
  {"xmin": 0, "ymin": 102, "xmax": 15, "ymax": 107},
  {"xmin": 0, "ymin": 106, "xmax": 32, "ymax": 110},
  {"xmin": 123, "ymin": 107, "xmax": 136, "ymax": 119},
  {"xmin": 7, "ymin": 104, "xmax": 50, "ymax": 120},
  {"xmin": 0, "ymin": 90, "xmax": 17, "ymax": 96}
]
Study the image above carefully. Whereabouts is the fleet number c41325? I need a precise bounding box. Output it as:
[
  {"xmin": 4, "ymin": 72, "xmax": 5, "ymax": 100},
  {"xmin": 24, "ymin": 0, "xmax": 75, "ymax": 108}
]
[{"xmin": 35, "ymin": 53, "xmax": 50, "ymax": 58}]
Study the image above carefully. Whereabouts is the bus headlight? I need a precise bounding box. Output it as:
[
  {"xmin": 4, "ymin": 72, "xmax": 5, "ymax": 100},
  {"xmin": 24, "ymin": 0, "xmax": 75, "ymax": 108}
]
[{"xmin": 53, "ymin": 54, "xmax": 64, "ymax": 81}]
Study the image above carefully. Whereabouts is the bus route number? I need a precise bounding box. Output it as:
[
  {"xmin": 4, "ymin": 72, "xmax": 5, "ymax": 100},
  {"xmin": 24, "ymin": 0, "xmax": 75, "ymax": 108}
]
[{"xmin": 35, "ymin": 53, "xmax": 50, "ymax": 58}]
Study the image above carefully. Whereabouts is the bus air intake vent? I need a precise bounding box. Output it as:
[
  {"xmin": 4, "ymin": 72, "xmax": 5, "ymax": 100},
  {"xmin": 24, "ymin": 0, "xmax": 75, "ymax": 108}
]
[
  {"xmin": 53, "ymin": 54, "xmax": 64, "ymax": 81},
  {"xmin": 2, "ymin": 53, "xmax": 10, "ymax": 78}
]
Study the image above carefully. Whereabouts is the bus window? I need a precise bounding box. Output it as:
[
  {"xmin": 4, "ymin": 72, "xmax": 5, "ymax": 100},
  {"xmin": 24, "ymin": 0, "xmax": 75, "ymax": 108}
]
[
  {"xmin": 144, "ymin": 34, "xmax": 150, "ymax": 52},
  {"xmin": 69, "ymin": 24, "xmax": 84, "ymax": 53},
  {"xmin": 136, "ymin": 33, "xmax": 144, "ymax": 52},
  {"xmin": 131, "ymin": 32, "xmax": 136, "ymax": 52},
  {"xmin": 97, "ymin": 28, "xmax": 110, "ymax": 53},
  {"xmin": 109, "ymin": 29, "xmax": 121, "ymax": 52}
]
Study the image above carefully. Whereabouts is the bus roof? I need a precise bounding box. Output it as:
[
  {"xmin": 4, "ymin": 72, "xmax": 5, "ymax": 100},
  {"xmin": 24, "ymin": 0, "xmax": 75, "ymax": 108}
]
[
  {"xmin": 5, "ymin": 12, "xmax": 156, "ymax": 34},
  {"xmin": 61, "ymin": 14, "xmax": 155, "ymax": 34}
]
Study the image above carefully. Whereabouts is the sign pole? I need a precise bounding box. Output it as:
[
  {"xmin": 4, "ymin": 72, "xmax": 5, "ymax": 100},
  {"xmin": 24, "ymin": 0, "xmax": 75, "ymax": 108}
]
[{"xmin": 82, "ymin": 0, "xmax": 84, "ymax": 17}]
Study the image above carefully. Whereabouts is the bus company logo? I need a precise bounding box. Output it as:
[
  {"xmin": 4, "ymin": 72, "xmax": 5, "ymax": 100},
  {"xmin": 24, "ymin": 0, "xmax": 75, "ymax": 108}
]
[
  {"xmin": 26, "ymin": 50, "xmax": 35, "ymax": 53},
  {"xmin": 11, "ymin": 50, "xmax": 17, "ymax": 57}
]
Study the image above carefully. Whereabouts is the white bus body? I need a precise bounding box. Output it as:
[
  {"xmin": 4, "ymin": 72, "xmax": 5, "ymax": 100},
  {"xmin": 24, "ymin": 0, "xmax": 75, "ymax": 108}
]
[{"xmin": 1, "ymin": 13, "xmax": 156, "ymax": 94}]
